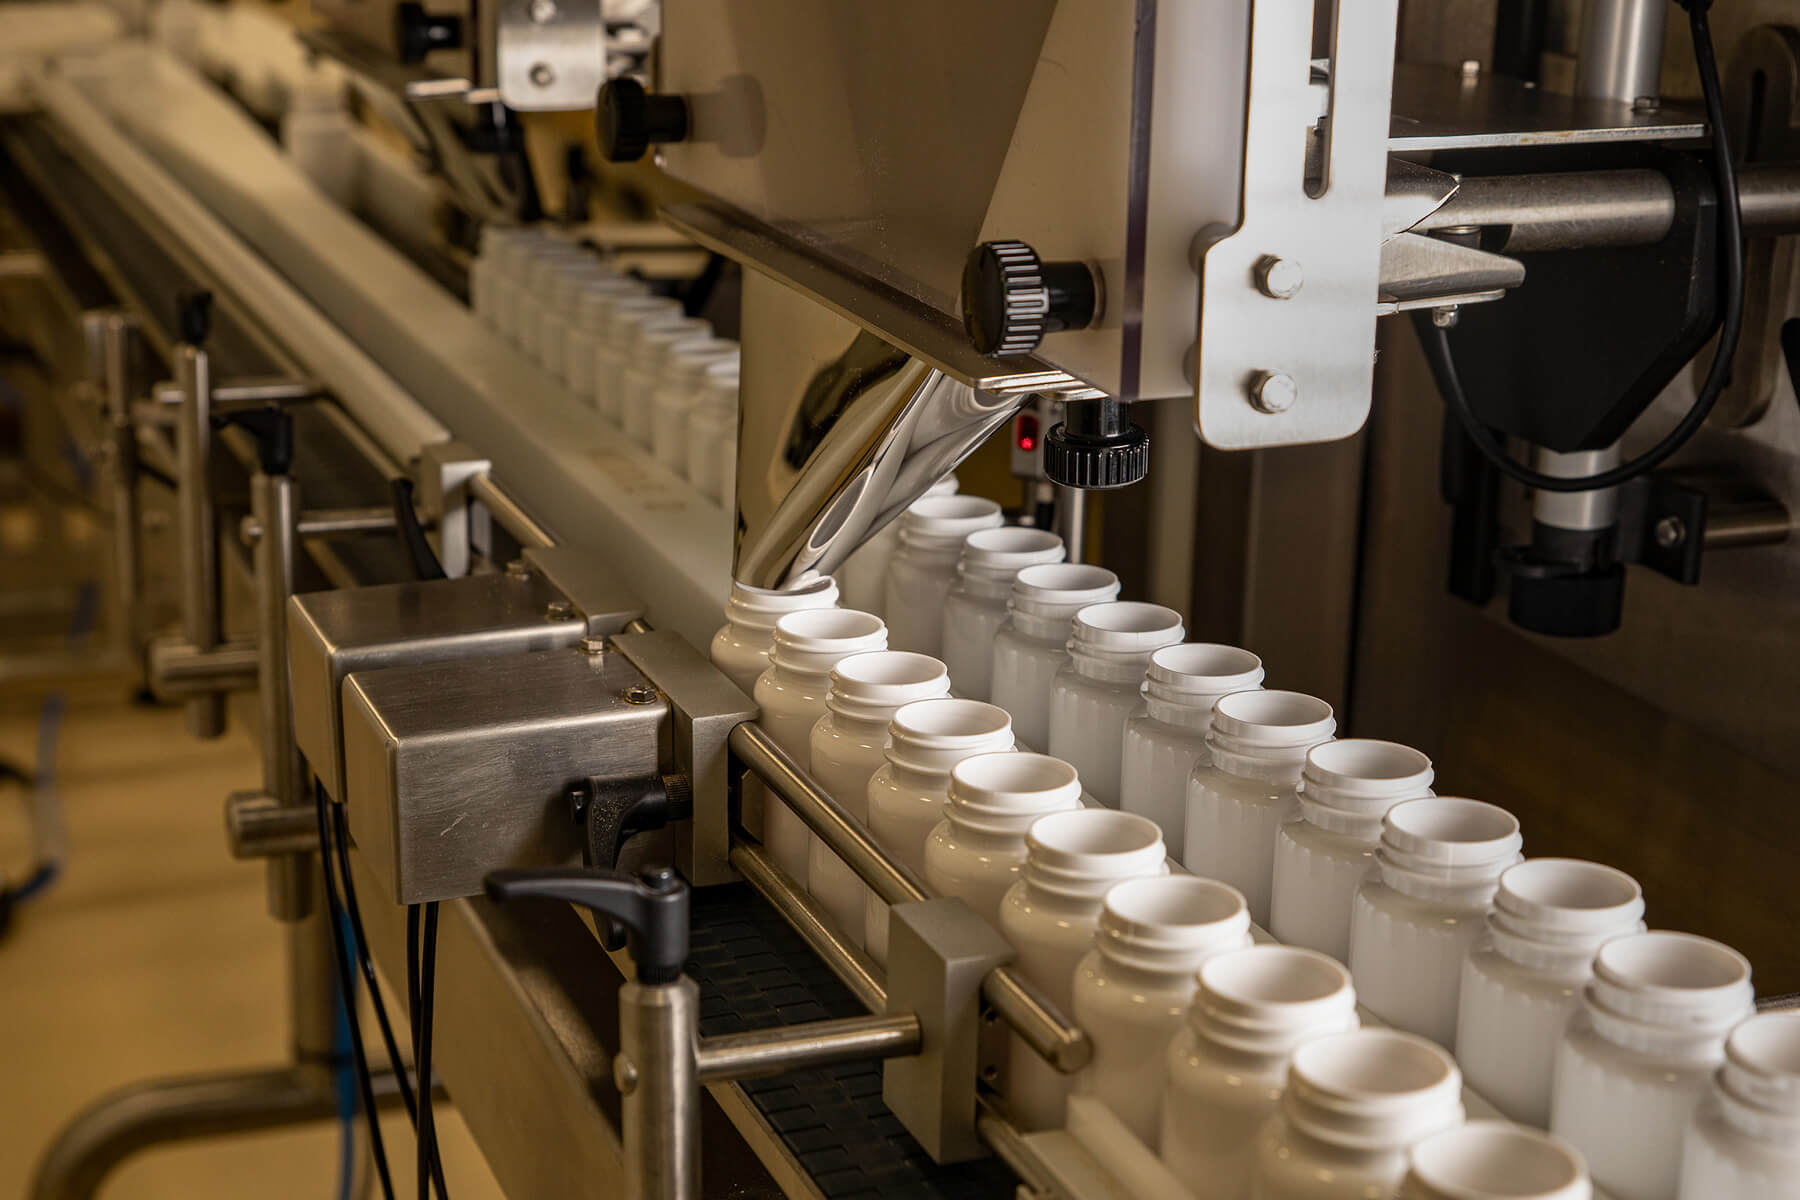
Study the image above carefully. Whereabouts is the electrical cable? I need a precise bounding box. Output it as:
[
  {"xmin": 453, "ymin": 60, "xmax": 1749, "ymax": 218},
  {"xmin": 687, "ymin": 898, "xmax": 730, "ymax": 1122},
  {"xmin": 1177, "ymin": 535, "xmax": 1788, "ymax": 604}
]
[
  {"xmin": 331, "ymin": 803, "xmax": 450, "ymax": 1198},
  {"xmin": 316, "ymin": 780, "xmax": 398, "ymax": 1200},
  {"xmin": 1418, "ymin": 0, "xmax": 1745, "ymax": 494},
  {"xmin": 416, "ymin": 901, "xmax": 445, "ymax": 1199},
  {"xmin": 390, "ymin": 478, "xmax": 448, "ymax": 582}
]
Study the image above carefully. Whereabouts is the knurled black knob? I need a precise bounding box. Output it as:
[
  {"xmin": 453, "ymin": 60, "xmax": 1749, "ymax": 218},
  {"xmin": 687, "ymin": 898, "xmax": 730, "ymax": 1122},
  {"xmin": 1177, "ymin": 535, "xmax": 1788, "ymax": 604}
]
[
  {"xmin": 961, "ymin": 241, "xmax": 1099, "ymax": 358},
  {"xmin": 596, "ymin": 78, "xmax": 690, "ymax": 163},
  {"xmin": 1044, "ymin": 420, "xmax": 1150, "ymax": 489},
  {"xmin": 395, "ymin": 3, "xmax": 462, "ymax": 64}
]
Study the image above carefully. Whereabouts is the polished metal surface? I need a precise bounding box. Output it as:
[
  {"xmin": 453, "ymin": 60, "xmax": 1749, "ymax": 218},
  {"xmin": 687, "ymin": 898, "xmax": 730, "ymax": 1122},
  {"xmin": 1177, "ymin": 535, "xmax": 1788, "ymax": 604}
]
[
  {"xmin": 146, "ymin": 637, "xmax": 260, "ymax": 697},
  {"xmin": 729, "ymin": 269, "xmax": 1039, "ymax": 588},
  {"xmin": 730, "ymin": 844, "xmax": 888, "ymax": 1015},
  {"xmin": 611, "ymin": 631, "xmax": 756, "ymax": 887},
  {"xmin": 1386, "ymin": 62, "xmax": 1703, "ymax": 150},
  {"xmin": 225, "ymin": 791, "xmax": 319, "ymax": 859},
  {"xmin": 340, "ymin": 646, "xmax": 666, "ymax": 903},
  {"xmin": 695, "ymin": 1013, "xmax": 921, "ymax": 1085},
  {"xmin": 287, "ymin": 571, "xmax": 584, "ymax": 803},
  {"xmin": 977, "ymin": 966, "xmax": 1090, "ymax": 1076},
  {"xmin": 495, "ymin": 0, "xmax": 606, "ymax": 111},
  {"xmin": 1376, "ymin": 232, "xmax": 1522, "ymax": 313},
  {"xmin": 617, "ymin": 978, "xmax": 701, "ymax": 1200},
  {"xmin": 1577, "ymin": 0, "xmax": 1666, "ymax": 104},
  {"xmin": 882, "ymin": 899, "xmax": 1014, "ymax": 1163},
  {"xmin": 1533, "ymin": 446, "xmax": 1622, "ymax": 532},
  {"xmin": 175, "ymin": 344, "xmax": 226, "ymax": 737},
  {"xmin": 1193, "ymin": 0, "xmax": 1399, "ymax": 449},
  {"xmin": 523, "ymin": 545, "xmax": 648, "ymax": 638},
  {"xmin": 251, "ymin": 470, "xmax": 313, "ymax": 920}
]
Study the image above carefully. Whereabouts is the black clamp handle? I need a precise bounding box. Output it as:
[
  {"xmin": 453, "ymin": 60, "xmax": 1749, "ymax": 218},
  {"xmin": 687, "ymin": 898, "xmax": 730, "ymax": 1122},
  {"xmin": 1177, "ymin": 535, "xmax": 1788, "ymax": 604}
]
[
  {"xmin": 214, "ymin": 406, "xmax": 294, "ymax": 476},
  {"xmin": 575, "ymin": 774, "xmax": 693, "ymax": 871},
  {"xmin": 485, "ymin": 865, "xmax": 689, "ymax": 984}
]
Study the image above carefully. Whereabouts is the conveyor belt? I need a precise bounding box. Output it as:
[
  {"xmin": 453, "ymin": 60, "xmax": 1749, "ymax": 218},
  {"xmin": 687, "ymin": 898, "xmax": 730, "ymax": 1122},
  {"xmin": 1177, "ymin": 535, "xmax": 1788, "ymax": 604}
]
[{"xmin": 689, "ymin": 885, "xmax": 1017, "ymax": 1200}]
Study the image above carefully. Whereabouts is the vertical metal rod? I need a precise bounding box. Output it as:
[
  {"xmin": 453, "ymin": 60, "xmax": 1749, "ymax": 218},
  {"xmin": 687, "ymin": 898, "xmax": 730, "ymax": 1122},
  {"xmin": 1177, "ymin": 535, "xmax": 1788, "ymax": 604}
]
[
  {"xmin": 286, "ymin": 871, "xmax": 337, "ymax": 1066},
  {"xmin": 617, "ymin": 978, "xmax": 700, "ymax": 1200},
  {"xmin": 102, "ymin": 315, "xmax": 141, "ymax": 660},
  {"xmin": 1057, "ymin": 485, "xmax": 1088, "ymax": 563},
  {"xmin": 1576, "ymin": 0, "xmax": 1666, "ymax": 104},
  {"xmin": 175, "ymin": 345, "xmax": 224, "ymax": 738},
  {"xmin": 252, "ymin": 471, "xmax": 313, "ymax": 920}
]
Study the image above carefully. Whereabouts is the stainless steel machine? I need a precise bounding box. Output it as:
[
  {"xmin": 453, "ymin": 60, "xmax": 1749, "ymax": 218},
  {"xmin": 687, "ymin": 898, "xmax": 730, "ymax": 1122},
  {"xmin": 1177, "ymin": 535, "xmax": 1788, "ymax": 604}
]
[{"xmin": 3, "ymin": 0, "xmax": 1798, "ymax": 1197}]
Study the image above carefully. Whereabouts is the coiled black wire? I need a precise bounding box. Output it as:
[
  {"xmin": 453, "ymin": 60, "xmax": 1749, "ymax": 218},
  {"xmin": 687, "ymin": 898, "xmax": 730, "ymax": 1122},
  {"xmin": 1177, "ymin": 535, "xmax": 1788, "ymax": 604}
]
[{"xmin": 1419, "ymin": 0, "xmax": 1745, "ymax": 493}]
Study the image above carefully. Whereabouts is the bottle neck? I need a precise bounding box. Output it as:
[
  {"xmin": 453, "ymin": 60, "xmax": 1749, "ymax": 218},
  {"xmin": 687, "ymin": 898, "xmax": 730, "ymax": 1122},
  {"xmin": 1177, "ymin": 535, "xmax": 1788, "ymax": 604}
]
[
  {"xmin": 1022, "ymin": 858, "xmax": 1167, "ymax": 907},
  {"xmin": 953, "ymin": 572, "xmax": 1015, "ymax": 603},
  {"xmin": 1205, "ymin": 741, "xmax": 1312, "ymax": 784},
  {"xmin": 1008, "ymin": 608, "xmax": 1078, "ymax": 642},
  {"xmin": 1195, "ymin": 1001, "xmax": 1359, "ymax": 1060},
  {"xmin": 1488, "ymin": 908, "xmax": 1645, "ymax": 974},
  {"xmin": 1585, "ymin": 969, "xmax": 1755, "ymax": 1062},
  {"xmin": 1098, "ymin": 927, "xmax": 1251, "ymax": 979},
  {"xmin": 885, "ymin": 730, "xmax": 1015, "ymax": 780},
  {"xmin": 1282, "ymin": 1073, "xmax": 1463, "ymax": 1154},
  {"xmin": 1375, "ymin": 844, "xmax": 1519, "ymax": 906},
  {"xmin": 1143, "ymin": 695, "xmax": 1218, "ymax": 732},
  {"xmin": 1717, "ymin": 1057, "xmax": 1800, "ymax": 1142},
  {"xmin": 1297, "ymin": 779, "xmax": 1434, "ymax": 839},
  {"xmin": 1067, "ymin": 643, "xmax": 1158, "ymax": 685}
]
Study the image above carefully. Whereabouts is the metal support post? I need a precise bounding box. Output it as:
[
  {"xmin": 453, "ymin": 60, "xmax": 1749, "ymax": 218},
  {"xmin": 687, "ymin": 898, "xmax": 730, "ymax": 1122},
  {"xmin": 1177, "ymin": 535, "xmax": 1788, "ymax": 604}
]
[
  {"xmin": 251, "ymin": 468, "xmax": 315, "ymax": 920},
  {"xmin": 174, "ymin": 342, "xmax": 225, "ymax": 738}
]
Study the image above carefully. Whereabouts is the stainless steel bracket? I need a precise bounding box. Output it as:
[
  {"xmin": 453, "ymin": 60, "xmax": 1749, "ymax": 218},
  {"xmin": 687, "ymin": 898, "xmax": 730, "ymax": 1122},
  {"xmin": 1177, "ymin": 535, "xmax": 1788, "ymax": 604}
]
[{"xmin": 496, "ymin": 0, "xmax": 606, "ymax": 112}]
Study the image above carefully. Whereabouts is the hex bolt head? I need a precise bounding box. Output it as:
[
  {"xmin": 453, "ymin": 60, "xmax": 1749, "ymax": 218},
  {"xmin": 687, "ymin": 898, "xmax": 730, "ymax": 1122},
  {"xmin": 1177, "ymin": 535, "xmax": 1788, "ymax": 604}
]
[
  {"xmin": 1432, "ymin": 306, "xmax": 1461, "ymax": 329},
  {"xmin": 1654, "ymin": 515, "xmax": 1686, "ymax": 549},
  {"xmin": 545, "ymin": 599, "xmax": 574, "ymax": 620},
  {"xmin": 504, "ymin": 558, "xmax": 532, "ymax": 580},
  {"xmin": 529, "ymin": 62, "xmax": 556, "ymax": 88},
  {"xmin": 579, "ymin": 635, "xmax": 610, "ymax": 656},
  {"xmin": 1249, "ymin": 371, "xmax": 1298, "ymax": 414},
  {"xmin": 622, "ymin": 684, "xmax": 659, "ymax": 705},
  {"xmin": 528, "ymin": 0, "xmax": 557, "ymax": 22},
  {"xmin": 1254, "ymin": 256, "xmax": 1304, "ymax": 300}
]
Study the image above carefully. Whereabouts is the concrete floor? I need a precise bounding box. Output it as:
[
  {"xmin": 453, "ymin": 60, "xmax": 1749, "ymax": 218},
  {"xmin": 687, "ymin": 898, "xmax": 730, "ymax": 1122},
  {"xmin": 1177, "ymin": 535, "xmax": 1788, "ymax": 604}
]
[{"xmin": 0, "ymin": 684, "xmax": 507, "ymax": 1199}]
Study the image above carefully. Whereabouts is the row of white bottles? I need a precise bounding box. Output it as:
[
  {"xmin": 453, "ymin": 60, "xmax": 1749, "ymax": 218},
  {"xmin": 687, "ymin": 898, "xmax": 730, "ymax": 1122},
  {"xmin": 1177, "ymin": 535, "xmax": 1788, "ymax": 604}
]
[
  {"xmin": 1047, "ymin": 602, "xmax": 1187, "ymax": 807},
  {"xmin": 469, "ymin": 229, "xmax": 743, "ymax": 507},
  {"xmin": 990, "ymin": 562, "xmax": 1122, "ymax": 749},
  {"xmin": 940, "ymin": 526, "xmax": 1066, "ymax": 699},
  {"xmin": 884, "ymin": 495, "xmax": 1006, "ymax": 656}
]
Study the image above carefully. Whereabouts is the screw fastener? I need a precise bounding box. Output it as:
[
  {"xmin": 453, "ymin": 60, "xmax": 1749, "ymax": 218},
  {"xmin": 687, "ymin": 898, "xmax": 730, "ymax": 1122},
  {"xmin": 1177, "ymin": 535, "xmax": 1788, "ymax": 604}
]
[
  {"xmin": 622, "ymin": 684, "xmax": 659, "ymax": 705},
  {"xmin": 545, "ymin": 599, "xmax": 574, "ymax": 620},
  {"xmin": 528, "ymin": 0, "xmax": 557, "ymax": 22},
  {"xmin": 529, "ymin": 62, "xmax": 555, "ymax": 88},
  {"xmin": 1254, "ymin": 256, "xmax": 1304, "ymax": 300},
  {"xmin": 504, "ymin": 558, "xmax": 531, "ymax": 580},
  {"xmin": 1654, "ymin": 515, "xmax": 1686, "ymax": 549},
  {"xmin": 1249, "ymin": 371, "xmax": 1298, "ymax": 414}
]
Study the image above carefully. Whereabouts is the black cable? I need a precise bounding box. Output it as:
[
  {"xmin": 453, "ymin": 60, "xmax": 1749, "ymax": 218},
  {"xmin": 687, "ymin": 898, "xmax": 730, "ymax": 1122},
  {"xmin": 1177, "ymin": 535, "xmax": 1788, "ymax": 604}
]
[
  {"xmin": 316, "ymin": 781, "xmax": 398, "ymax": 1200},
  {"xmin": 390, "ymin": 478, "xmax": 447, "ymax": 581},
  {"xmin": 416, "ymin": 901, "xmax": 445, "ymax": 1199},
  {"xmin": 1420, "ymin": 0, "xmax": 1745, "ymax": 494}
]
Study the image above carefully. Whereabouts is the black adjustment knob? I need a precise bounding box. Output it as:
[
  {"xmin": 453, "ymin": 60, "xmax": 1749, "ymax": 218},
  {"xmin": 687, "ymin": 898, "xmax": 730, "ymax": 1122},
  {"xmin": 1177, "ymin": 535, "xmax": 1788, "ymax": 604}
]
[
  {"xmin": 596, "ymin": 78, "xmax": 690, "ymax": 163},
  {"xmin": 395, "ymin": 3, "xmax": 462, "ymax": 64},
  {"xmin": 961, "ymin": 241, "xmax": 1098, "ymax": 358},
  {"xmin": 178, "ymin": 290, "xmax": 213, "ymax": 346},
  {"xmin": 1044, "ymin": 397, "xmax": 1149, "ymax": 490}
]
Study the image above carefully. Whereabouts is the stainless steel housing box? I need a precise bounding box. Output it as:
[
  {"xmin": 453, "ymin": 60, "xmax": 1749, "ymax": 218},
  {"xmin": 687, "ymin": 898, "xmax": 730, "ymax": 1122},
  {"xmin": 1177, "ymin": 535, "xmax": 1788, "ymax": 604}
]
[
  {"xmin": 288, "ymin": 572, "xmax": 585, "ymax": 802},
  {"xmin": 340, "ymin": 646, "xmax": 668, "ymax": 904}
]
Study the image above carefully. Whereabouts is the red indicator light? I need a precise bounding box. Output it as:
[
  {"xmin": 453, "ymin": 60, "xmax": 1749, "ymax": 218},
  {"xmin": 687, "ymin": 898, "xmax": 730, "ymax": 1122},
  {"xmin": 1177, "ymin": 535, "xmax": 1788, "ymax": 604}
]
[{"xmin": 1016, "ymin": 413, "xmax": 1039, "ymax": 453}]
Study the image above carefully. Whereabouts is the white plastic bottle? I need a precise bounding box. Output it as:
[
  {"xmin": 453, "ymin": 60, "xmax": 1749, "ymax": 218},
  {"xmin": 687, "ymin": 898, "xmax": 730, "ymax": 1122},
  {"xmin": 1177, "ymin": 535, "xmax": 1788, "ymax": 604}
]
[
  {"xmin": 1403, "ymin": 1122, "xmax": 1592, "ymax": 1200},
  {"xmin": 882, "ymin": 496, "xmax": 1004, "ymax": 656},
  {"xmin": 923, "ymin": 751, "xmax": 1083, "ymax": 930},
  {"xmin": 652, "ymin": 337, "xmax": 739, "ymax": 474},
  {"xmin": 620, "ymin": 316, "xmax": 712, "ymax": 447},
  {"xmin": 1119, "ymin": 643, "xmax": 1264, "ymax": 853},
  {"xmin": 1047, "ymin": 601, "xmax": 1186, "ymax": 809},
  {"xmin": 840, "ymin": 475, "xmax": 959, "ymax": 619},
  {"xmin": 752, "ymin": 609, "xmax": 887, "ymax": 886},
  {"xmin": 998, "ymin": 808, "xmax": 1168, "ymax": 1131},
  {"xmin": 709, "ymin": 577, "xmax": 840, "ymax": 697},
  {"xmin": 1073, "ymin": 875, "xmax": 1252, "ymax": 1147},
  {"xmin": 1254, "ymin": 1029, "xmax": 1466, "ymax": 1200},
  {"xmin": 806, "ymin": 651, "xmax": 951, "ymax": 945},
  {"xmin": 594, "ymin": 296, "xmax": 684, "ymax": 424},
  {"xmin": 863, "ymin": 698, "xmax": 1014, "ymax": 963},
  {"xmin": 939, "ymin": 527, "xmax": 1065, "ymax": 700},
  {"xmin": 542, "ymin": 264, "xmax": 630, "ymax": 380},
  {"xmin": 685, "ymin": 360, "xmax": 739, "ymax": 504},
  {"xmin": 1347, "ymin": 796, "xmax": 1523, "ymax": 1049},
  {"xmin": 1268, "ymin": 739, "xmax": 1435, "ymax": 962},
  {"xmin": 563, "ymin": 276, "xmax": 649, "ymax": 400},
  {"xmin": 989, "ymin": 563, "xmax": 1120, "ymax": 751},
  {"xmin": 1455, "ymin": 858, "xmax": 1646, "ymax": 1127},
  {"xmin": 1183, "ymin": 690, "xmax": 1335, "ymax": 926},
  {"xmin": 1161, "ymin": 945, "xmax": 1360, "ymax": 1200},
  {"xmin": 1678, "ymin": 1011, "xmax": 1800, "ymax": 1200},
  {"xmin": 1550, "ymin": 931, "xmax": 1755, "ymax": 1200}
]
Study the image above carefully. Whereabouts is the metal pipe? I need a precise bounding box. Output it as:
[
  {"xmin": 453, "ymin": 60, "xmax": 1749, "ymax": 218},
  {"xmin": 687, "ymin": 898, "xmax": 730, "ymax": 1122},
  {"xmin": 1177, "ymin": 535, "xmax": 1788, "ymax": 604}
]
[
  {"xmin": 980, "ymin": 969, "xmax": 1092, "ymax": 1074},
  {"xmin": 175, "ymin": 344, "xmax": 225, "ymax": 737},
  {"xmin": 1704, "ymin": 501, "xmax": 1791, "ymax": 550},
  {"xmin": 1419, "ymin": 165, "xmax": 1800, "ymax": 253},
  {"xmin": 251, "ymin": 470, "xmax": 312, "ymax": 921},
  {"xmin": 1057, "ymin": 485, "xmax": 1088, "ymax": 564},
  {"xmin": 731, "ymin": 844, "xmax": 888, "ymax": 1014},
  {"xmin": 695, "ymin": 1013, "xmax": 922, "ymax": 1084},
  {"xmin": 30, "ymin": 1067, "xmax": 422, "ymax": 1200},
  {"xmin": 241, "ymin": 506, "xmax": 398, "ymax": 543},
  {"xmin": 147, "ymin": 638, "xmax": 259, "ymax": 696},
  {"xmin": 225, "ymin": 792, "xmax": 319, "ymax": 859},
  {"xmin": 616, "ymin": 978, "xmax": 701, "ymax": 1200},
  {"xmin": 1577, "ymin": 0, "xmax": 1666, "ymax": 105},
  {"xmin": 975, "ymin": 1098, "xmax": 1058, "ymax": 1198},
  {"xmin": 471, "ymin": 473, "xmax": 554, "ymax": 549},
  {"xmin": 728, "ymin": 722, "xmax": 929, "ymax": 907}
]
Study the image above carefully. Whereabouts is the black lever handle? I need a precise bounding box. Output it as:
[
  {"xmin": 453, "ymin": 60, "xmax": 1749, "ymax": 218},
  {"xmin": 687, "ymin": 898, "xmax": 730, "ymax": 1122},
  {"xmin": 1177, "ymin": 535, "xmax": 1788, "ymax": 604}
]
[
  {"xmin": 485, "ymin": 865, "xmax": 688, "ymax": 984},
  {"xmin": 577, "ymin": 775, "xmax": 693, "ymax": 872}
]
